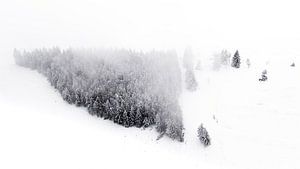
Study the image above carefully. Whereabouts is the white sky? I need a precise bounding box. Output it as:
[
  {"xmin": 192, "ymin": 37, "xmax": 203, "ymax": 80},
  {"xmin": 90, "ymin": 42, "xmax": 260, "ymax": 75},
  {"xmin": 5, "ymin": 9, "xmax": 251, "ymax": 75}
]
[{"xmin": 1, "ymin": 0, "xmax": 300, "ymax": 55}]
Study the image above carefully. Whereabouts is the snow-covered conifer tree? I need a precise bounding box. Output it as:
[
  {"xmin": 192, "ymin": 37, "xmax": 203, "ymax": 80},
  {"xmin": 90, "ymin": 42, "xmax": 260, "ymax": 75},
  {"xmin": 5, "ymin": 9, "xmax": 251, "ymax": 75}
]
[
  {"xmin": 231, "ymin": 50, "xmax": 241, "ymax": 68},
  {"xmin": 197, "ymin": 124, "xmax": 211, "ymax": 146},
  {"xmin": 183, "ymin": 47, "xmax": 198, "ymax": 91}
]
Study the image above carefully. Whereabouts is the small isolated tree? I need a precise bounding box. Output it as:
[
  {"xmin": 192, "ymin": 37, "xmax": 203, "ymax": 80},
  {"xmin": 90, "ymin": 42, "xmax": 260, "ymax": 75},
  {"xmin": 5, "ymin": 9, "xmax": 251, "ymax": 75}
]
[
  {"xmin": 259, "ymin": 69, "xmax": 268, "ymax": 81},
  {"xmin": 197, "ymin": 124, "xmax": 211, "ymax": 147},
  {"xmin": 231, "ymin": 50, "xmax": 241, "ymax": 68},
  {"xmin": 291, "ymin": 62, "xmax": 295, "ymax": 67},
  {"xmin": 183, "ymin": 47, "xmax": 198, "ymax": 91},
  {"xmin": 246, "ymin": 58, "xmax": 251, "ymax": 68}
]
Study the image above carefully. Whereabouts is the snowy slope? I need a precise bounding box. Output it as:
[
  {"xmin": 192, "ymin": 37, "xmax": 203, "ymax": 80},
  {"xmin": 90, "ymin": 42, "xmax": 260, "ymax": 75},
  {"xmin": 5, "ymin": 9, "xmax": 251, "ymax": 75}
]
[
  {"xmin": 0, "ymin": 53, "xmax": 216, "ymax": 169},
  {"xmin": 1, "ymin": 48, "xmax": 300, "ymax": 169},
  {"xmin": 1, "ymin": 0, "xmax": 300, "ymax": 168},
  {"xmin": 182, "ymin": 63, "xmax": 300, "ymax": 169}
]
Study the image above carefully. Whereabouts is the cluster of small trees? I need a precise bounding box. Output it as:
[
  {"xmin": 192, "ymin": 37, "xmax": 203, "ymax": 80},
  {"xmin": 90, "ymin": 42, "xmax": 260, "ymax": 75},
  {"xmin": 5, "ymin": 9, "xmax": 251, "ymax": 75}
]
[
  {"xmin": 212, "ymin": 50, "xmax": 242, "ymax": 70},
  {"xmin": 212, "ymin": 49, "xmax": 231, "ymax": 70},
  {"xmin": 14, "ymin": 47, "xmax": 184, "ymax": 141}
]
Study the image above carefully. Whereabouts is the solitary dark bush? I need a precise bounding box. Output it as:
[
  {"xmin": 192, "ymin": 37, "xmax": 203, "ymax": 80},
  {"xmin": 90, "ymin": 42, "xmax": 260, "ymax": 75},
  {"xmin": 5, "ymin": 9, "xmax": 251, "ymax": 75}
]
[
  {"xmin": 14, "ymin": 47, "xmax": 184, "ymax": 141},
  {"xmin": 197, "ymin": 124, "xmax": 211, "ymax": 146}
]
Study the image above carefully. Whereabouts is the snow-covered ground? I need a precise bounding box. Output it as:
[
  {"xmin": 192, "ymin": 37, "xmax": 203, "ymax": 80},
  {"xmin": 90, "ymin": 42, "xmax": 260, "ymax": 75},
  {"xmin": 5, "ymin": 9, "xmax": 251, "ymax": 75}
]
[
  {"xmin": 182, "ymin": 64, "xmax": 300, "ymax": 169},
  {"xmin": 1, "ymin": 0, "xmax": 300, "ymax": 168},
  {"xmin": 1, "ymin": 48, "xmax": 299, "ymax": 169}
]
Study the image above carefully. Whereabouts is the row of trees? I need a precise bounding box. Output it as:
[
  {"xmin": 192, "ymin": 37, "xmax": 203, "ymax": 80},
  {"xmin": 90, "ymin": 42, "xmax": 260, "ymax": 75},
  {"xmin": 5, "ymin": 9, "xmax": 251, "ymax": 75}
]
[
  {"xmin": 212, "ymin": 49, "xmax": 232, "ymax": 70},
  {"xmin": 212, "ymin": 49, "xmax": 242, "ymax": 70},
  {"xmin": 14, "ymin": 47, "xmax": 184, "ymax": 141}
]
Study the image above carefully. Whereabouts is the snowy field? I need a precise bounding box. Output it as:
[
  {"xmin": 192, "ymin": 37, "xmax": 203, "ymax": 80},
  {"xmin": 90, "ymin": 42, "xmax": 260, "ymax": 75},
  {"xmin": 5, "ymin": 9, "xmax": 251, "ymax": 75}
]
[
  {"xmin": 1, "ymin": 0, "xmax": 300, "ymax": 169},
  {"xmin": 1, "ymin": 48, "xmax": 299, "ymax": 169}
]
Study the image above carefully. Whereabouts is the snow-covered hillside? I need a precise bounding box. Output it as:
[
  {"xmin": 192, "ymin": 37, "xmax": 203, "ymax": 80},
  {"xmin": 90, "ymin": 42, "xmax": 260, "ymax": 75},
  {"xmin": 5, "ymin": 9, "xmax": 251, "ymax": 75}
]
[
  {"xmin": 1, "ymin": 0, "xmax": 300, "ymax": 168},
  {"xmin": 0, "ymin": 52, "xmax": 214, "ymax": 169},
  {"xmin": 182, "ymin": 64, "xmax": 300, "ymax": 169},
  {"xmin": 1, "ymin": 48, "xmax": 300, "ymax": 169}
]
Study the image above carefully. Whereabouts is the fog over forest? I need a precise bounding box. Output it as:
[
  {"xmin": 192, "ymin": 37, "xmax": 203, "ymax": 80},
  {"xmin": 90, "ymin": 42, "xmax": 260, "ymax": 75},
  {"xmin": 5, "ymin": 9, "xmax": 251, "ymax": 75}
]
[
  {"xmin": 14, "ymin": 48, "xmax": 185, "ymax": 141},
  {"xmin": 1, "ymin": 0, "xmax": 300, "ymax": 169}
]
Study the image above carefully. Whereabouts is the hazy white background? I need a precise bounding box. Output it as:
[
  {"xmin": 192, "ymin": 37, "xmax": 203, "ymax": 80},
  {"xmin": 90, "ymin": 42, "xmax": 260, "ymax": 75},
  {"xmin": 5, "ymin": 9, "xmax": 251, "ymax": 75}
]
[
  {"xmin": 1, "ymin": 0, "xmax": 300, "ymax": 53},
  {"xmin": 1, "ymin": 0, "xmax": 300, "ymax": 169}
]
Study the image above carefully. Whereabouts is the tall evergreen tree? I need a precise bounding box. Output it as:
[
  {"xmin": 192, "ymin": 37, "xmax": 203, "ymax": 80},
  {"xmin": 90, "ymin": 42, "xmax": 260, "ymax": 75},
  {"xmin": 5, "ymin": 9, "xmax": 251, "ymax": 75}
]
[
  {"xmin": 129, "ymin": 106, "xmax": 136, "ymax": 127},
  {"xmin": 92, "ymin": 96, "xmax": 101, "ymax": 116},
  {"xmin": 231, "ymin": 50, "xmax": 241, "ymax": 68},
  {"xmin": 135, "ymin": 108, "xmax": 143, "ymax": 128},
  {"xmin": 123, "ymin": 110, "xmax": 129, "ymax": 127},
  {"xmin": 183, "ymin": 47, "xmax": 198, "ymax": 91}
]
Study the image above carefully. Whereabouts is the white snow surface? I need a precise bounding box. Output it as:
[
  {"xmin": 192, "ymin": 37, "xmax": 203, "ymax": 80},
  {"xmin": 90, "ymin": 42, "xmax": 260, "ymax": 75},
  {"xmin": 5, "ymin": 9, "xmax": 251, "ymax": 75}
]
[
  {"xmin": 1, "ymin": 0, "xmax": 300, "ymax": 168},
  {"xmin": 1, "ymin": 49, "xmax": 300, "ymax": 169}
]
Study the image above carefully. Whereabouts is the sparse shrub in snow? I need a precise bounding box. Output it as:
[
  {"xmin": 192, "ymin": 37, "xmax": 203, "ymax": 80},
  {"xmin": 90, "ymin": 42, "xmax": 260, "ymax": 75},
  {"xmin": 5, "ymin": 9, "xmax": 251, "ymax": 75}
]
[
  {"xmin": 259, "ymin": 69, "xmax": 268, "ymax": 81},
  {"xmin": 197, "ymin": 124, "xmax": 211, "ymax": 147},
  {"xmin": 212, "ymin": 49, "xmax": 231, "ymax": 70},
  {"xmin": 14, "ymin": 47, "xmax": 184, "ymax": 141},
  {"xmin": 183, "ymin": 47, "xmax": 198, "ymax": 91},
  {"xmin": 246, "ymin": 58, "xmax": 251, "ymax": 68},
  {"xmin": 212, "ymin": 115, "xmax": 218, "ymax": 123},
  {"xmin": 262, "ymin": 69, "xmax": 267, "ymax": 75},
  {"xmin": 231, "ymin": 50, "xmax": 241, "ymax": 68},
  {"xmin": 291, "ymin": 62, "xmax": 295, "ymax": 67}
]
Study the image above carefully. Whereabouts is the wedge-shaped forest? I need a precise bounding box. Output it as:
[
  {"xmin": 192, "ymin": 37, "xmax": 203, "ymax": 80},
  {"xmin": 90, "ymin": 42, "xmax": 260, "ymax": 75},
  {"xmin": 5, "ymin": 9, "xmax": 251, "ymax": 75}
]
[{"xmin": 14, "ymin": 48, "xmax": 184, "ymax": 141}]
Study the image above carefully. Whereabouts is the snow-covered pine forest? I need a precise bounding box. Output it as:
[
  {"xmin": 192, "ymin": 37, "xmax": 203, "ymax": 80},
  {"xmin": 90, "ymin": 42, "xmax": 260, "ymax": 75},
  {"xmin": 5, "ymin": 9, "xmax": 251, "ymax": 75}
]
[{"xmin": 13, "ymin": 48, "xmax": 184, "ymax": 141}]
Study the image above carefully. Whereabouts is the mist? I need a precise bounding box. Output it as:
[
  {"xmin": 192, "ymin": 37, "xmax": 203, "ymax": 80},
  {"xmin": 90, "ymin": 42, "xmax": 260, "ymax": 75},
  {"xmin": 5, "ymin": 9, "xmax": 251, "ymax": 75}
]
[{"xmin": 1, "ymin": 0, "xmax": 300, "ymax": 56}]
